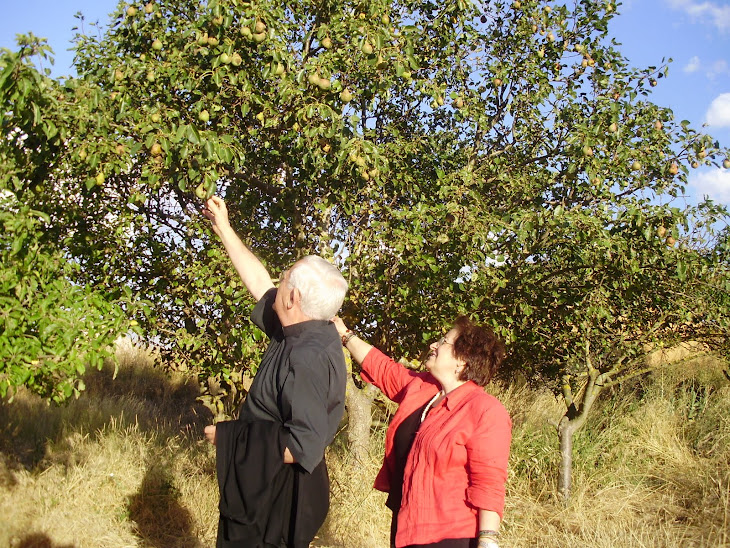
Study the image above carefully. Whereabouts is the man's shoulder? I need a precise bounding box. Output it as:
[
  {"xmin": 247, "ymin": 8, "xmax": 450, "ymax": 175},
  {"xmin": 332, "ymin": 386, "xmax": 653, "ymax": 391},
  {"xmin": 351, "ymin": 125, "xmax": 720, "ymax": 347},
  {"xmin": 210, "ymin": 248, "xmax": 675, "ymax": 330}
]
[{"xmin": 289, "ymin": 327, "xmax": 344, "ymax": 367}]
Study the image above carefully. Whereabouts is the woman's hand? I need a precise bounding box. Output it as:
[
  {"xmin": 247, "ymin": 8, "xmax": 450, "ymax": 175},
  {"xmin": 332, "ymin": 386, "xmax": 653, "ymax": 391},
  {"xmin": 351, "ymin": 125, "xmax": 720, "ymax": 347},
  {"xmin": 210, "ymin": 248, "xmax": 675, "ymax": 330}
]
[{"xmin": 332, "ymin": 316, "xmax": 349, "ymax": 337}]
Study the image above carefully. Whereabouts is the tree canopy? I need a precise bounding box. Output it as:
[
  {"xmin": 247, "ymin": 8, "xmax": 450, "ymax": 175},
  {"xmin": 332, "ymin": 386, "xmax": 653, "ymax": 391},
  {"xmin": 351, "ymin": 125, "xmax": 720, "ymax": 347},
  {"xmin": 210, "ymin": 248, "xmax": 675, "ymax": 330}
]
[{"xmin": 1, "ymin": 0, "xmax": 728, "ymax": 415}]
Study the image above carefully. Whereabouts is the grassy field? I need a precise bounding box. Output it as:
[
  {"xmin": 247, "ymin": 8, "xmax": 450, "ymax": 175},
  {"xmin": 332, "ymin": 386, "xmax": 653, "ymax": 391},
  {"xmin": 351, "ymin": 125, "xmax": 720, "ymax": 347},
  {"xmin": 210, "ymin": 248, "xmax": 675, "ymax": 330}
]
[{"xmin": 1, "ymin": 339, "xmax": 728, "ymax": 547}]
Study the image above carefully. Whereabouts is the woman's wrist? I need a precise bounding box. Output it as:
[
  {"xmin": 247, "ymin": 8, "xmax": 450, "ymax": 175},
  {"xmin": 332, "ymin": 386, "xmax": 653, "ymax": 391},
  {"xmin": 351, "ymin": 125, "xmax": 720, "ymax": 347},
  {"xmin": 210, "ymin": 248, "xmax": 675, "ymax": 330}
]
[
  {"xmin": 341, "ymin": 329, "xmax": 357, "ymax": 346},
  {"xmin": 477, "ymin": 529, "xmax": 499, "ymax": 547}
]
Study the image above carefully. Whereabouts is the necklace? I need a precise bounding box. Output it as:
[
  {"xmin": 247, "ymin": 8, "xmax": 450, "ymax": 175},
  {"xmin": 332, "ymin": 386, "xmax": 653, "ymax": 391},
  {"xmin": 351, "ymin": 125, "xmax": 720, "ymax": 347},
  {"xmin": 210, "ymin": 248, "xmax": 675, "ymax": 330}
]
[{"xmin": 420, "ymin": 390, "xmax": 444, "ymax": 423}]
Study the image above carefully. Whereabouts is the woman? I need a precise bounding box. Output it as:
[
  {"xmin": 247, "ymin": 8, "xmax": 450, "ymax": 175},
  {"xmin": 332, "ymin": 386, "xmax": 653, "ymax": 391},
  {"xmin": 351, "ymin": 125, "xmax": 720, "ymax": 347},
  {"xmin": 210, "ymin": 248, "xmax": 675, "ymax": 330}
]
[{"xmin": 333, "ymin": 316, "xmax": 511, "ymax": 548}]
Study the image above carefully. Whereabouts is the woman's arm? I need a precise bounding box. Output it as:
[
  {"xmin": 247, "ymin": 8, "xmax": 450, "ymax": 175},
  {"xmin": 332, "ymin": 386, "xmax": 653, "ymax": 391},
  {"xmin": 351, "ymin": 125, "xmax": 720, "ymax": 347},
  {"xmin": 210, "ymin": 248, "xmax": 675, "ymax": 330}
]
[
  {"xmin": 477, "ymin": 509, "xmax": 501, "ymax": 547},
  {"xmin": 332, "ymin": 317, "xmax": 372, "ymax": 364},
  {"xmin": 332, "ymin": 317, "xmax": 421, "ymax": 402}
]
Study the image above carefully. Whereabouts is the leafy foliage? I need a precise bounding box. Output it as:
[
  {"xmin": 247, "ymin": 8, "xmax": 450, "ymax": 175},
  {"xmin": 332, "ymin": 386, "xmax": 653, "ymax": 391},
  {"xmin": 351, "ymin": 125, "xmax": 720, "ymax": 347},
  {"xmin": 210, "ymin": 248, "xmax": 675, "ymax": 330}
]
[{"xmin": 0, "ymin": 199, "xmax": 133, "ymax": 401}]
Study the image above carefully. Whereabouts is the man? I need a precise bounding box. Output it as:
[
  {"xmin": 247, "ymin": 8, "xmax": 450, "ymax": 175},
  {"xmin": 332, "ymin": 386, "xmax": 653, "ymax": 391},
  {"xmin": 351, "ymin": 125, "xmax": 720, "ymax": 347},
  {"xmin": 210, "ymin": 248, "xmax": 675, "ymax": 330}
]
[{"xmin": 201, "ymin": 195, "xmax": 348, "ymax": 548}]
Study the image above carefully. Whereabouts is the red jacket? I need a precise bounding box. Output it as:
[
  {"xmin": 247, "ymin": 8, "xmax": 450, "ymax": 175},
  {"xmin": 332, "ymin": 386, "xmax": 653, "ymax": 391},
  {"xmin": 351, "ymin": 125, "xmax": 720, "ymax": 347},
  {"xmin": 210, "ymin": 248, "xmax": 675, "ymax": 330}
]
[{"xmin": 361, "ymin": 348, "xmax": 512, "ymax": 547}]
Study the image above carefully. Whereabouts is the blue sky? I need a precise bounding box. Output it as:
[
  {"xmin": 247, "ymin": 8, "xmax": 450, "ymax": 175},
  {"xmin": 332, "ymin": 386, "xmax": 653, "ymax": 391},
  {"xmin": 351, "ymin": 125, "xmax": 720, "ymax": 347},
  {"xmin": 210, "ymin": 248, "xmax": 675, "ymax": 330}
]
[{"xmin": 2, "ymin": 0, "xmax": 729, "ymax": 206}]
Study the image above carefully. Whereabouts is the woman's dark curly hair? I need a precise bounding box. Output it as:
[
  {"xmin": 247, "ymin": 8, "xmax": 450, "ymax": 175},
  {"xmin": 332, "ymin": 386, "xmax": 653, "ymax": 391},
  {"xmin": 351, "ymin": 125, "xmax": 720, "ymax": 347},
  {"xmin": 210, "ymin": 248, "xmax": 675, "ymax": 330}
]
[{"xmin": 451, "ymin": 316, "xmax": 506, "ymax": 387}]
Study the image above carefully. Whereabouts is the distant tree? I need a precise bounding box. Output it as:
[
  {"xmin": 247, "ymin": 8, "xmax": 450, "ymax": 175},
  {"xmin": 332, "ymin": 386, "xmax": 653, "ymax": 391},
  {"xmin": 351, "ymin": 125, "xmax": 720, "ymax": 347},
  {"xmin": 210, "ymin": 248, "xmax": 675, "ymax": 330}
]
[{"xmin": 2, "ymin": 0, "xmax": 728, "ymax": 494}]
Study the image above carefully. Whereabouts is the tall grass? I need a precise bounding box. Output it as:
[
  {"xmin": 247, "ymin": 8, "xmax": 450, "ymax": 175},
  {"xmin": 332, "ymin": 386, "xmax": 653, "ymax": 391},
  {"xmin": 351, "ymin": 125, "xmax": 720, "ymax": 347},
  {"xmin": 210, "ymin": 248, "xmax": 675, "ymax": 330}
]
[{"xmin": 1, "ymin": 340, "xmax": 728, "ymax": 547}]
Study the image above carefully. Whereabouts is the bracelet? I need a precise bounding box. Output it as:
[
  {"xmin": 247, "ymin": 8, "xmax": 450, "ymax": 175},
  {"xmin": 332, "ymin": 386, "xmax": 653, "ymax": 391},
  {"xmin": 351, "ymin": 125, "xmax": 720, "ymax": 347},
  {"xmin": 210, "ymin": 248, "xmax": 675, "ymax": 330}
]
[
  {"xmin": 341, "ymin": 330, "xmax": 356, "ymax": 346},
  {"xmin": 478, "ymin": 530, "xmax": 499, "ymax": 538}
]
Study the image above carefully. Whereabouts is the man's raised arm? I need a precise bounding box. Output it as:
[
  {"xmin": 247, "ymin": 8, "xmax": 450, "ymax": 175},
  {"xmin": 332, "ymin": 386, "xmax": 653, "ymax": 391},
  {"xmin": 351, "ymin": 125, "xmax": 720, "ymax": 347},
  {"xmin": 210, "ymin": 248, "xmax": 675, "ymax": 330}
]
[{"xmin": 202, "ymin": 196, "xmax": 275, "ymax": 302}]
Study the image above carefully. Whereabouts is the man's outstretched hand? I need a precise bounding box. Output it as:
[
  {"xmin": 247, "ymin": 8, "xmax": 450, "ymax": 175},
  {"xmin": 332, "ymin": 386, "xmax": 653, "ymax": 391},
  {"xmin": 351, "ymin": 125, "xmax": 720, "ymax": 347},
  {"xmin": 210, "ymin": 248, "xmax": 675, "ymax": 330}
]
[{"xmin": 202, "ymin": 196, "xmax": 231, "ymax": 237}]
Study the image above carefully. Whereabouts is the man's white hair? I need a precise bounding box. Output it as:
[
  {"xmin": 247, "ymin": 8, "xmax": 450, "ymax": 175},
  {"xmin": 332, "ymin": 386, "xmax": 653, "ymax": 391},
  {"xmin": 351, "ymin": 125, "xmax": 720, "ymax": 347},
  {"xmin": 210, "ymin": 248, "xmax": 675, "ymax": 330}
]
[{"xmin": 287, "ymin": 255, "xmax": 348, "ymax": 320}]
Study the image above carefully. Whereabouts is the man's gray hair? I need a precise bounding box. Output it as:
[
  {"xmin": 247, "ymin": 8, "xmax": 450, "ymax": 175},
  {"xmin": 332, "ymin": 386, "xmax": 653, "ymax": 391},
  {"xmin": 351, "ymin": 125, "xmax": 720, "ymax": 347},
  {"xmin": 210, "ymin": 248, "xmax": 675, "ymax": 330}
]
[{"xmin": 287, "ymin": 255, "xmax": 348, "ymax": 320}]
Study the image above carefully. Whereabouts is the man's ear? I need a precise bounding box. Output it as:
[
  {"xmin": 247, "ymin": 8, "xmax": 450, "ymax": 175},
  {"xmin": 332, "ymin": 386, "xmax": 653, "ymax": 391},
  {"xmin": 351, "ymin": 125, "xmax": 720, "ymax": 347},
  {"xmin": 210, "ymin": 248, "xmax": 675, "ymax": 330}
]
[{"xmin": 287, "ymin": 286, "xmax": 301, "ymax": 310}]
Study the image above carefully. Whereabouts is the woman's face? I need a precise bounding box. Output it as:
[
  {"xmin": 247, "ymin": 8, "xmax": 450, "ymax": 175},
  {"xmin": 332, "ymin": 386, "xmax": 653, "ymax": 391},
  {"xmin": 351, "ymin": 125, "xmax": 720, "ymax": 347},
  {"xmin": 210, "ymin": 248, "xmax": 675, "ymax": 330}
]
[{"xmin": 424, "ymin": 328, "xmax": 465, "ymax": 382}]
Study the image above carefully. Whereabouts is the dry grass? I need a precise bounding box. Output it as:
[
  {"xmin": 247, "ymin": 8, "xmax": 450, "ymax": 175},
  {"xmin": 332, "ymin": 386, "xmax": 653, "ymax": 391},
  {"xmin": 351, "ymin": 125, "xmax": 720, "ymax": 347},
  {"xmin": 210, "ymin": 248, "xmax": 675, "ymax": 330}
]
[
  {"xmin": 0, "ymin": 338, "xmax": 218, "ymax": 548},
  {"xmin": 1, "ymin": 341, "xmax": 729, "ymax": 547}
]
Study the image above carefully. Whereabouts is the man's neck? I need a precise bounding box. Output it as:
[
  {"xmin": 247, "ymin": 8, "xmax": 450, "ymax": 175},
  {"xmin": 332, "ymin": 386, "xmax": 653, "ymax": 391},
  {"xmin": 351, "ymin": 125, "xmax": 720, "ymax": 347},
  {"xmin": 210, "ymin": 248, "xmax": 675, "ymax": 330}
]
[{"xmin": 278, "ymin": 309, "xmax": 313, "ymax": 327}]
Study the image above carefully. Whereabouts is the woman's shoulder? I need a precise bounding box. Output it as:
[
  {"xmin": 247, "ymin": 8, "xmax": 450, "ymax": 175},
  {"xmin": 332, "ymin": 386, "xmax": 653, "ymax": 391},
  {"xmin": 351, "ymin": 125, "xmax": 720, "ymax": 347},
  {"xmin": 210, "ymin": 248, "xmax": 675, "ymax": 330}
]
[{"xmin": 464, "ymin": 385, "xmax": 510, "ymax": 417}]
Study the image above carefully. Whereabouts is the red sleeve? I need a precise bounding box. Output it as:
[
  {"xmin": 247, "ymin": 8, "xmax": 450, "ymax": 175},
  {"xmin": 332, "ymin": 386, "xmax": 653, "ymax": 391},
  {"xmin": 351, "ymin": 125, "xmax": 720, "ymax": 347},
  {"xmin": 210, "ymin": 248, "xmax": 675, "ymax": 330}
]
[
  {"xmin": 465, "ymin": 398, "xmax": 512, "ymax": 517},
  {"xmin": 360, "ymin": 347, "xmax": 422, "ymax": 403}
]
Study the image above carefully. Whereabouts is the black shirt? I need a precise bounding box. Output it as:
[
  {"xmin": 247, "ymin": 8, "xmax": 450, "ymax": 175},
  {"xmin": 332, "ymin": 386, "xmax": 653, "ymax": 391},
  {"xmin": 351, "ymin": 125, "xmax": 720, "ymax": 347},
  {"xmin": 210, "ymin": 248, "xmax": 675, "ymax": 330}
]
[{"xmin": 239, "ymin": 288, "xmax": 347, "ymax": 473}]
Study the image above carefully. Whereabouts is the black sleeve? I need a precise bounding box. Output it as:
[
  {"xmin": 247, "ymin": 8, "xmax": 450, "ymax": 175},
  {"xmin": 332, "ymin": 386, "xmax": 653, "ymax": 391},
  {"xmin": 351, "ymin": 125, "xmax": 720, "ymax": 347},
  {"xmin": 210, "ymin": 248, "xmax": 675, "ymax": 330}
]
[
  {"xmin": 250, "ymin": 287, "xmax": 281, "ymax": 338},
  {"xmin": 281, "ymin": 345, "xmax": 331, "ymax": 473}
]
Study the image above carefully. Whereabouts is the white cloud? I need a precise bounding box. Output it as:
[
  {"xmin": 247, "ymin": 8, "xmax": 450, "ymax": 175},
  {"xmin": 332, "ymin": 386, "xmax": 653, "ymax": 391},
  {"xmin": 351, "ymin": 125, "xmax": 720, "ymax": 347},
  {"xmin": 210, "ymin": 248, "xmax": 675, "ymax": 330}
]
[
  {"xmin": 681, "ymin": 57, "xmax": 729, "ymax": 79},
  {"xmin": 690, "ymin": 168, "xmax": 730, "ymax": 204},
  {"xmin": 666, "ymin": 0, "xmax": 730, "ymax": 32},
  {"xmin": 684, "ymin": 56, "xmax": 701, "ymax": 73},
  {"xmin": 705, "ymin": 93, "xmax": 730, "ymax": 127},
  {"xmin": 708, "ymin": 59, "xmax": 730, "ymax": 79}
]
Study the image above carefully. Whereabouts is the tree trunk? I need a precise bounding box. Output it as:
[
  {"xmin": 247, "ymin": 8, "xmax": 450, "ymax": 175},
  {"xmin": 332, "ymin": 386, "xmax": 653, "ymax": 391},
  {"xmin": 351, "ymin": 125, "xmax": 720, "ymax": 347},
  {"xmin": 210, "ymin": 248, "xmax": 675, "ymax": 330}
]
[
  {"xmin": 557, "ymin": 416, "xmax": 576, "ymax": 501},
  {"xmin": 345, "ymin": 375, "xmax": 376, "ymax": 463}
]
